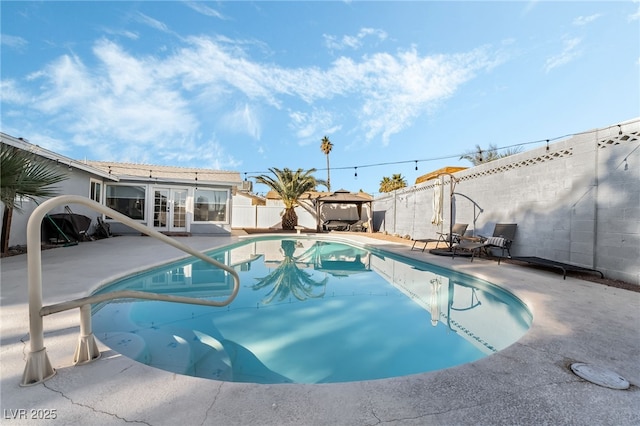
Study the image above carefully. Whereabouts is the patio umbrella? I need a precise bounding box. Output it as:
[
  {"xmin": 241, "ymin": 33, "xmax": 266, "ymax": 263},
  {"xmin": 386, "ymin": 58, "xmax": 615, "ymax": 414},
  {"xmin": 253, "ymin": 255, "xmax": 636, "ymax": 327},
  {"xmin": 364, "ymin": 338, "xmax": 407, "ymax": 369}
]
[
  {"xmin": 431, "ymin": 179, "xmax": 443, "ymax": 225},
  {"xmin": 429, "ymin": 277, "xmax": 442, "ymax": 327}
]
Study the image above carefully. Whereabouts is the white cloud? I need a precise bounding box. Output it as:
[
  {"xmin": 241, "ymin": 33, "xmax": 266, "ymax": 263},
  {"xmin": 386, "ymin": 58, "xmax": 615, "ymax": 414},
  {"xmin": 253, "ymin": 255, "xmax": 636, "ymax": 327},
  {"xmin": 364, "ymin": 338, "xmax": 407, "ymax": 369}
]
[
  {"xmin": 5, "ymin": 33, "xmax": 500, "ymax": 163},
  {"xmin": 134, "ymin": 12, "xmax": 172, "ymax": 34},
  {"xmin": 101, "ymin": 27, "xmax": 139, "ymax": 40},
  {"xmin": 24, "ymin": 40, "xmax": 200, "ymax": 157},
  {"xmin": 220, "ymin": 103, "xmax": 262, "ymax": 140},
  {"xmin": 544, "ymin": 37, "xmax": 582, "ymax": 73},
  {"xmin": 324, "ymin": 28, "xmax": 388, "ymax": 51},
  {"xmin": 1, "ymin": 34, "xmax": 28, "ymax": 51},
  {"xmin": 288, "ymin": 108, "xmax": 341, "ymax": 144},
  {"xmin": 0, "ymin": 79, "xmax": 29, "ymax": 104},
  {"xmin": 184, "ymin": 2, "xmax": 227, "ymax": 20},
  {"xmin": 573, "ymin": 14, "xmax": 602, "ymax": 26}
]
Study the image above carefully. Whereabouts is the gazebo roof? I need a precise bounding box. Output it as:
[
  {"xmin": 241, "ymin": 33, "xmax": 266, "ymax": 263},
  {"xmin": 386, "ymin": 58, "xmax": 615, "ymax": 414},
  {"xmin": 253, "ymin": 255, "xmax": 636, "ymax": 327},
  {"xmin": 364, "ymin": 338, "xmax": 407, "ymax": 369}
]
[{"xmin": 317, "ymin": 189, "xmax": 372, "ymax": 203}]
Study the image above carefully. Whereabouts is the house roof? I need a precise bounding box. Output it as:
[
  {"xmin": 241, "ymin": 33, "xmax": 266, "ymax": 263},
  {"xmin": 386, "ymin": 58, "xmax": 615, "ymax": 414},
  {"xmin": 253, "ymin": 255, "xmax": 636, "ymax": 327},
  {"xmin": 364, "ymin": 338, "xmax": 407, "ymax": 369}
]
[
  {"xmin": 1, "ymin": 133, "xmax": 117, "ymax": 181},
  {"xmin": 85, "ymin": 161, "xmax": 243, "ymax": 186}
]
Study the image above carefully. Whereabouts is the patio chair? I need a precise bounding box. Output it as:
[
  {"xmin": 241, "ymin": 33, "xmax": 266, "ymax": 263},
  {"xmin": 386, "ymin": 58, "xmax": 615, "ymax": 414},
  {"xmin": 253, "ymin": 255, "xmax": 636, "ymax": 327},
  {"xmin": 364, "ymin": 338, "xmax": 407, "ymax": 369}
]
[
  {"xmin": 411, "ymin": 223, "xmax": 468, "ymax": 252},
  {"xmin": 453, "ymin": 223, "xmax": 517, "ymax": 264},
  {"xmin": 435, "ymin": 223, "xmax": 468, "ymax": 248},
  {"xmin": 348, "ymin": 220, "xmax": 366, "ymax": 232}
]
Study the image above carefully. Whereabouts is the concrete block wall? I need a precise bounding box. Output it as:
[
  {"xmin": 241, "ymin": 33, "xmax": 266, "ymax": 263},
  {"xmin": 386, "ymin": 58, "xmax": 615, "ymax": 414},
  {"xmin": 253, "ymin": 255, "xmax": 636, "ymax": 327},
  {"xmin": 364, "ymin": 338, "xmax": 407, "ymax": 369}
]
[{"xmin": 373, "ymin": 119, "xmax": 640, "ymax": 285}]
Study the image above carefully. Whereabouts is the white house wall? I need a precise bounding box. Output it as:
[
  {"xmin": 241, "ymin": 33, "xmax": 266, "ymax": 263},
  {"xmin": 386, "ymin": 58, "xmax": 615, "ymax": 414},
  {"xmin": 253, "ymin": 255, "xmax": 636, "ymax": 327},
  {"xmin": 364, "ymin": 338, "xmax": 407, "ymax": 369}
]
[
  {"xmin": 232, "ymin": 200, "xmax": 367, "ymax": 230},
  {"xmin": 4, "ymin": 168, "xmax": 104, "ymax": 247}
]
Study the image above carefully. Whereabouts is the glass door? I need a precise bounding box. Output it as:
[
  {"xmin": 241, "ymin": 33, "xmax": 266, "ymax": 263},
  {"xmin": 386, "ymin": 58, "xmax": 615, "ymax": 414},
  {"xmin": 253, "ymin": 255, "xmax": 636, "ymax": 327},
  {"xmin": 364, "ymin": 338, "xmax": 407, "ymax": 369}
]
[
  {"xmin": 153, "ymin": 189, "xmax": 169, "ymax": 231},
  {"xmin": 153, "ymin": 188, "xmax": 187, "ymax": 232},
  {"xmin": 170, "ymin": 189, "xmax": 187, "ymax": 232}
]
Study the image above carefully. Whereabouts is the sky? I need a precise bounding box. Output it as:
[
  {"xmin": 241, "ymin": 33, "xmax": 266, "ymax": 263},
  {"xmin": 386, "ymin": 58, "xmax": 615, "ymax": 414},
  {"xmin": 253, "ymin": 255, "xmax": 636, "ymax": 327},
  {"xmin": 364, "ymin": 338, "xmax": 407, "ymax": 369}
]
[{"xmin": 2, "ymin": 1, "xmax": 639, "ymax": 196}]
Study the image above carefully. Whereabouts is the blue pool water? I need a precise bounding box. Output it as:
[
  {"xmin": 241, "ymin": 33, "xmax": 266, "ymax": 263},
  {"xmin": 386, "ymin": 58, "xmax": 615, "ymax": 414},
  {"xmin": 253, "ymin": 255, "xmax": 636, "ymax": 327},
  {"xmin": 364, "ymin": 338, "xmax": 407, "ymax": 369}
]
[{"xmin": 92, "ymin": 237, "xmax": 532, "ymax": 384}]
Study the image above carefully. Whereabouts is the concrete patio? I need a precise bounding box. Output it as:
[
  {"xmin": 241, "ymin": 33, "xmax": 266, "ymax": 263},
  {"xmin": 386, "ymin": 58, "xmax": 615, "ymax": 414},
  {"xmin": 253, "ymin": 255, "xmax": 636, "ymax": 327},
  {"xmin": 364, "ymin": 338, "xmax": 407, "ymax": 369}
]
[{"xmin": 1, "ymin": 234, "xmax": 638, "ymax": 425}]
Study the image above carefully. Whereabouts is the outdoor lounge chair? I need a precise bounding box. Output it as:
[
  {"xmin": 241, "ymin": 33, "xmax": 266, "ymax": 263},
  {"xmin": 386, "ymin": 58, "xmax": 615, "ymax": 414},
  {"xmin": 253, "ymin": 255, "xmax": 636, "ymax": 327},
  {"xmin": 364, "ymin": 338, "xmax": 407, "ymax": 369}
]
[
  {"xmin": 348, "ymin": 220, "xmax": 367, "ymax": 232},
  {"xmin": 435, "ymin": 223, "xmax": 468, "ymax": 248},
  {"xmin": 411, "ymin": 223, "xmax": 468, "ymax": 252},
  {"xmin": 453, "ymin": 223, "xmax": 517, "ymax": 264}
]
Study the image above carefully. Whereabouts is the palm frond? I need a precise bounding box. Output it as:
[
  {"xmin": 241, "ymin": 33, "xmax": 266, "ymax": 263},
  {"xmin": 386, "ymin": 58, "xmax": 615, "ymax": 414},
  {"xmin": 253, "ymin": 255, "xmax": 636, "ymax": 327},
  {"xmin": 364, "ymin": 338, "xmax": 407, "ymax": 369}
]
[{"xmin": 1, "ymin": 146, "xmax": 68, "ymax": 211}]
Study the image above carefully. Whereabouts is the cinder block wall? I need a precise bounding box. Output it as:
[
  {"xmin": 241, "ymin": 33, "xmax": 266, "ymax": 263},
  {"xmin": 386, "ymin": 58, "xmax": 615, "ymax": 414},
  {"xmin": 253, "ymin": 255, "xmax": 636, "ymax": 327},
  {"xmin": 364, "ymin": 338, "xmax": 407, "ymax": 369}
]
[{"xmin": 373, "ymin": 119, "xmax": 640, "ymax": 285}]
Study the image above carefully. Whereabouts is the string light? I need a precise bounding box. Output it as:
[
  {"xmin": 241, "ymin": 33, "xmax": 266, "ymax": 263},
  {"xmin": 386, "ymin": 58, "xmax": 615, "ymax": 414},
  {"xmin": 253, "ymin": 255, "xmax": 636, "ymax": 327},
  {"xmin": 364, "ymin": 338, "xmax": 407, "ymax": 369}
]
[
  {"xmin": 354, "ymin": 167, "xmax": 358, "ymax": 179},
  {"xmin": 415, "ymin": 160, "xmax": 418, "ymax": 171},
  {"xmin": 235, "ymin": 121, "xmax": 640, "ymax": 178}
]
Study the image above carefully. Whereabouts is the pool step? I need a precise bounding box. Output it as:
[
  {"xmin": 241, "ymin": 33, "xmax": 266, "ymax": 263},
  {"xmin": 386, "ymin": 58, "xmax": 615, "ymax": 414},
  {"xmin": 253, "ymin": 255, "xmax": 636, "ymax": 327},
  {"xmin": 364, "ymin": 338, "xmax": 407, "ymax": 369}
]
[
  {"xmin": 99, "ymin": 331, "xmax": 150, "ymax": 364},
  {"xmin": 161, "ymin": 326, "xmax": 233, "ymax": 381}
]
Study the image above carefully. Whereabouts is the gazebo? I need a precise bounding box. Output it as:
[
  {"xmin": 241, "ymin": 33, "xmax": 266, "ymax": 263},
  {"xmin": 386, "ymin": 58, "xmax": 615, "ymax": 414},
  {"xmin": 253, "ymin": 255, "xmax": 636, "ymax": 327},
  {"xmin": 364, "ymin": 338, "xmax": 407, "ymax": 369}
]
[{"xmin": 315, "ymin": 189, "xmax": 373, "ymax": 232}]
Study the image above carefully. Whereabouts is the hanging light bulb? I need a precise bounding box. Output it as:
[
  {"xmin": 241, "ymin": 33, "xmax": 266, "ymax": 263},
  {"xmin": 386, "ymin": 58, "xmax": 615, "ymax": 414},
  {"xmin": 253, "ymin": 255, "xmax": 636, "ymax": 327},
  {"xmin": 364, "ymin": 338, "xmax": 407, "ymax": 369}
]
[
  {"xmin": 354, "ymin": 167, "xmax": 358, "ymax": 179},
  {"xmin": 415, "ymin": 160, "xmax": 418, "ymax": 171},
  {"xmin": 546, "ymin": 140, "xmax": 549, "ymax": 151},
  {"xmin": 618, "ymin": 125, "xmax": 623, "ymax": 135},
  {"xmin": 624, "ymin": 158, "xmax": 629, "ymax": 171}
]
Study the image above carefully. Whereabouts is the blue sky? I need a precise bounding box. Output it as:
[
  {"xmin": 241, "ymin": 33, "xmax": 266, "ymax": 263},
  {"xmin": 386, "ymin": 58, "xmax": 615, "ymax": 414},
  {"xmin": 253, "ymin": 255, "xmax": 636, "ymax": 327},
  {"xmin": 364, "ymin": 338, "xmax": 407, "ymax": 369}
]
[{"xmin": 2, "ymin": 1, "xmax": 639, "ymax": 196}]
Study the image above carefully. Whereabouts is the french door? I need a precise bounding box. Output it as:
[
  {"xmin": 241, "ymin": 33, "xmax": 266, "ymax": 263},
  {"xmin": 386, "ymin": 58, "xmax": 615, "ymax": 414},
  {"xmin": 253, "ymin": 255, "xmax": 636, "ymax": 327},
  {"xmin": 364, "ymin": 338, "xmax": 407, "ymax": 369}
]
[{"xmin": 153, "ymin": 188, "xmax": 187, "ymax": 232}]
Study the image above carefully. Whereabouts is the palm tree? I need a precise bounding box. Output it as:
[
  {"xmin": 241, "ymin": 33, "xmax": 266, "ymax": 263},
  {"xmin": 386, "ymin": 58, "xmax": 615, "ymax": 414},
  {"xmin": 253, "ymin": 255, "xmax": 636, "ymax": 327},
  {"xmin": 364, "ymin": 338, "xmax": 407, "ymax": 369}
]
[
  {"xmin": 254, "ymin": 167, "xmax": 327, "ymax": 230},
  {"xmin": 459, "ymin": 144, "xmax": 523, "ymax": 166},
  {"xmin": 379, "ymin": 173, "xmax": 407, "ymax": 193},
  {"xmin": 251, "ymin": 239, "xmax": 328, "ymax": 304},
  {"xmin": 1, "ymin": 145, "xmax": 68, "ymax": 255},
  {"xmin": 320, "ymin": 136, "xmax": 333, "ymax": 192}
]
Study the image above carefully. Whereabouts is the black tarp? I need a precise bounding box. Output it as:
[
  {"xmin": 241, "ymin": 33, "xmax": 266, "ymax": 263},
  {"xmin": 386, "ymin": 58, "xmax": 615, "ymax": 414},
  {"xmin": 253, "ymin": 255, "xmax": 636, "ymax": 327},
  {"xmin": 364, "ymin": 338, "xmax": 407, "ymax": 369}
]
[{"xmin": 42, "ymin": 213, "xmax": 92, "ymax": 243}]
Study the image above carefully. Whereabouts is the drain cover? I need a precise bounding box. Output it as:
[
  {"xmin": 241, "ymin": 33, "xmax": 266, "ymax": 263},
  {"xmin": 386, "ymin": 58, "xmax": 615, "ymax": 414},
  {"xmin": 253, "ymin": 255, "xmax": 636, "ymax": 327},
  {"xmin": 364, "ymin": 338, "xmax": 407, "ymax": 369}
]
[{"xmin": 570, "ymin": 363, "xmax": 630, "ymax": 390}]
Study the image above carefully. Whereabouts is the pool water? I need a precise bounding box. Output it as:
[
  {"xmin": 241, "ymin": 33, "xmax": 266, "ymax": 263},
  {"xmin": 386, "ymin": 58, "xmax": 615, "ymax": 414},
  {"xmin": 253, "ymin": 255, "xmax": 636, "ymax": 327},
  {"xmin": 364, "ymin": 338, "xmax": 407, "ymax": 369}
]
[{"xmin": 92, "ymin": 237, "xmax": 532, "ymax": 384}]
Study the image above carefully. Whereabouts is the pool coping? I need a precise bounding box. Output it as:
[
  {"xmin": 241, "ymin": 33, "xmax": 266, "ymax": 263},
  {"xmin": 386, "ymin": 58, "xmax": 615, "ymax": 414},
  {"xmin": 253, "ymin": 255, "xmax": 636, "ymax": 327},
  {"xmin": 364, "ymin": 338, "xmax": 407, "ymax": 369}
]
[{"xmin": 1, "ymin": 234, "xmax": 639, "ymax": 425}]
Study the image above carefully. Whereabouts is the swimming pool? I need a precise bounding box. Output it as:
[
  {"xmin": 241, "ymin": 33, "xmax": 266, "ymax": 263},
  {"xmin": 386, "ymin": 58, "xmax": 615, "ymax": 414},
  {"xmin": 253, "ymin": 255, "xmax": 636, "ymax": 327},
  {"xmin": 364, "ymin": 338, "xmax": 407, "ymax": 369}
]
[{"xmin": 92, "ymin": 236, "xmax": 532, "ymax": 384}]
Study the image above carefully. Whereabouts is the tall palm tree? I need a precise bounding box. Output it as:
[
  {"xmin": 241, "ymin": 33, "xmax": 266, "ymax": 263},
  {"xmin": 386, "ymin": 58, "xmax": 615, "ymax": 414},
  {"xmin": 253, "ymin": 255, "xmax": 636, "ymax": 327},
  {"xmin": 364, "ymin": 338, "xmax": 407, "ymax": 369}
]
[
  {"xmin": 1, "ymin": 145, "xmax": 68, "ymax": 255},
  {"xmin": 379, "ymin": 173, "xmax": 407, "ymax": 193},
  {"xmin": 320, "ymin": 136, "xmax": 333, "ymax": 192},
  {"xmin": 254, "ymin": 167, "xmax": 326, "ymax": 230}
]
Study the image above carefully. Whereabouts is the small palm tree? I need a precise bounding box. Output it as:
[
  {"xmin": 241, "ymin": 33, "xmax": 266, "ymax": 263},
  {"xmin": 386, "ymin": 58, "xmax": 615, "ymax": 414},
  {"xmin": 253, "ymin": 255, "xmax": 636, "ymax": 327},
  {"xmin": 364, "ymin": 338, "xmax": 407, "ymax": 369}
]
[
  {"xmin": 460, "ymin": 144, "xmax": 523, "ymax": 166},
  {"xmin": 251, "ymin": 239, "xmax": 328, "ymax": 304},
  {"xmin": 379, "ymin": 173, "xmax": 407, "ymax": 193},
  {"xmin": 1, "ymin": 145, "xmax": 68, "ymax": 255},
  {"xmin": 254, "ymin": 167, "xmax": 326, "ymax": 230},
  {"xmin": 320, "ymin": 136, "xmax": 334, "ymax": 192}
]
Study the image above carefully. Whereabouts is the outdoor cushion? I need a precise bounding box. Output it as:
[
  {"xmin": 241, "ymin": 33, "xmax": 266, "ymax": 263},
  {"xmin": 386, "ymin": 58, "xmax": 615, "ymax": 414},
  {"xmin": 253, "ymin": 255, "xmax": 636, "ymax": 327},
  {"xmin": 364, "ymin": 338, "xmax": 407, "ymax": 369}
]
[{"xmin": 486, "ymin": 236, "xmax": 506, "ymax": 247}]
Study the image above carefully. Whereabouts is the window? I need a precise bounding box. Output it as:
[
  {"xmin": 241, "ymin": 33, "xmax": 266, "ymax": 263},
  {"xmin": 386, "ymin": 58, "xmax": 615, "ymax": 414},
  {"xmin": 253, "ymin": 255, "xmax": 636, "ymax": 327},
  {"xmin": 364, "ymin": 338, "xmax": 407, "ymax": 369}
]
[
  {"xmin": 105, "ymin": 185, "xmax": 146, "ymax": 220},
  {"xmin": 90, "ymin": 180, "xmax": 102, "ymax": 203},
  {"xmin": 194, "ymin": 189, "xmax": 228, "ymax": 222}
]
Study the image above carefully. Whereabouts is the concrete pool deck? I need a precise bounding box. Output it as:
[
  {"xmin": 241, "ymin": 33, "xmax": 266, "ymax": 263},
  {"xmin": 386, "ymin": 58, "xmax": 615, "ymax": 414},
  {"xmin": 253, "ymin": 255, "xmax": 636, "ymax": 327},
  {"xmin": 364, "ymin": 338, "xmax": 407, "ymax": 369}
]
[{"xmin": 1, "ymin": 234, "xmax": 638, "ymax": 425}]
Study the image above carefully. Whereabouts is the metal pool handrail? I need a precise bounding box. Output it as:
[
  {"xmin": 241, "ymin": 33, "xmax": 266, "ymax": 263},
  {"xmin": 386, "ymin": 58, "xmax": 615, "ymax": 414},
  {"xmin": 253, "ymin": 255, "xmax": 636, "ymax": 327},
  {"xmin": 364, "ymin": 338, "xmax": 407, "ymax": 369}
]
[{"xmin": 21, "ymin": 195, "xmax": 240, "ymax": 386}]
